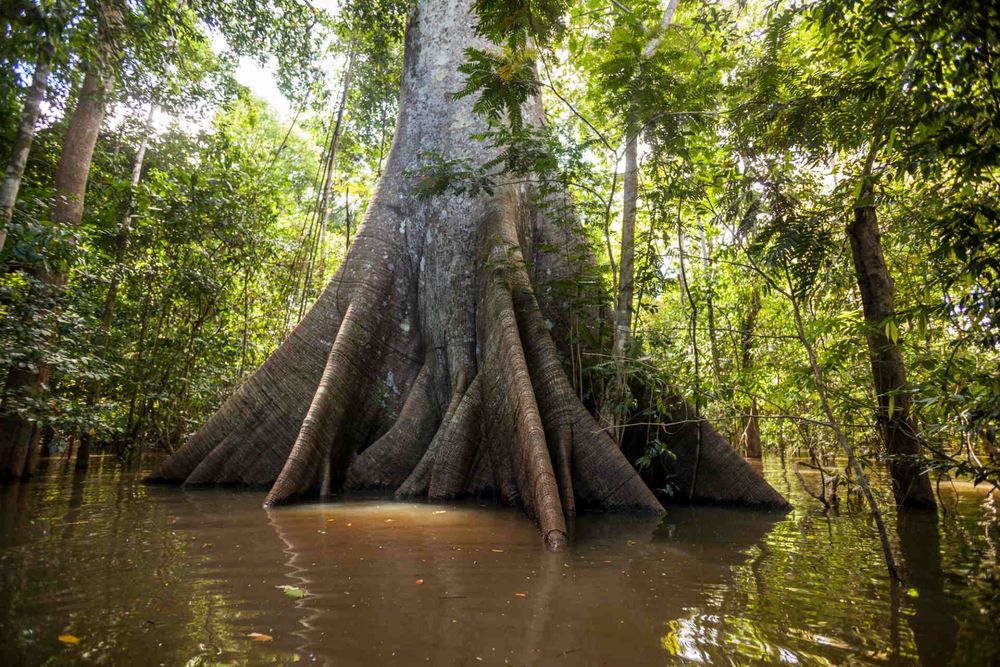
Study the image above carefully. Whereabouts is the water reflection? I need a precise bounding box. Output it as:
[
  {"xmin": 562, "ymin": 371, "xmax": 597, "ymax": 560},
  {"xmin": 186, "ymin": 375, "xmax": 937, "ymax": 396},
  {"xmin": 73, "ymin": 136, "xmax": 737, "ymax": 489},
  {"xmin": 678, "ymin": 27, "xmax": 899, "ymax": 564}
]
[
  {"xmin": 897, "ymin": 511, "xmax": 957, "ymax": 665},
  {"xmin": 0, "ymin": 458, "xmax": 998, "ymax": 665},
  {"xmin": 256, "ymin": 501, "xmax": 781, "ymax": 664}
]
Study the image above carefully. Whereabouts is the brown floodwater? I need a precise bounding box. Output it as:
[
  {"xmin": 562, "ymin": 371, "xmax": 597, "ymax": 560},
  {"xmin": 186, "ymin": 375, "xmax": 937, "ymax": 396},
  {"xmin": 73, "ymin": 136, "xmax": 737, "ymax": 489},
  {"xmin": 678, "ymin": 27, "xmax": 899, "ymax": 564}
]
[{"xmin": 1, "ymin": 456, "xmax": 998, "ymax": 665}]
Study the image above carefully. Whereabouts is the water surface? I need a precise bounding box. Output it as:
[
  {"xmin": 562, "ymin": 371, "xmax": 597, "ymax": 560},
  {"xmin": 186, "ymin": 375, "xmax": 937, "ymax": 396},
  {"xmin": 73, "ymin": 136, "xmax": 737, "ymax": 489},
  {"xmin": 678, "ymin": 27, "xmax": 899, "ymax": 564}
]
[{"xmin": 1, "ymin": 456, "xmax": 998, "ymax": 665}]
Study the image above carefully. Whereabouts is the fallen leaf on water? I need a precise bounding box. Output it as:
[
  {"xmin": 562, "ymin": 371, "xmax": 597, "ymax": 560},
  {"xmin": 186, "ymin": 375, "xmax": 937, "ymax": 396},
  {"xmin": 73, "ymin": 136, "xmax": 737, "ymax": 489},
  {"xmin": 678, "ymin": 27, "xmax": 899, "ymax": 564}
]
[
  {"xmin": 201, "ymin": 543, "xmax": 213, "ymax": 548},
  {"xmin": 432, "ymin": 510, "xmax": 447, "ymax": 514},
  {"xmin": 384, "ymin": 519, "xmax": 394, "ymax": 523},
  {"xmin": 514, "ymin": 592, "xmax": 528, "ymax": 598},
  {"xmin": 415, "ymin": 578, "xmax": 424, "ymax": 585},
  {"xmin": 248, "ymin": 632, "xmax": 273, "ymax": 642},
  {"xmin": 491, "ymin": 549, "xmax": 504, "ymax": 553},
  {"xmin": 58, "ymin": 635, "xmax": 80, "ymax": 645},
  {"xmin": 326, "ymin": 518, "xmax": 336, "ymax": 523},
  {"xmin": 276, "ymin": 585, "xmax": 307, "ymax": 598}
]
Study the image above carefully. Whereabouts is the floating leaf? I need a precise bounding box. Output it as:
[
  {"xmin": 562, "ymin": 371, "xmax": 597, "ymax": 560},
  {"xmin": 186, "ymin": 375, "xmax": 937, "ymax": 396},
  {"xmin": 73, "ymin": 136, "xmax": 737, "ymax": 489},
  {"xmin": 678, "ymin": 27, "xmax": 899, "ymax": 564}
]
[
  {"xmin": 326, "ymin": 518, "xmax": 336, "ymax": 523},
  {"xmin": 58, "ymin": 635, "xmax": 80, "ymax": 645},
  {"xmin": 415, "ymin": 578, "xmax": 424, "ymax": 585},
  {"xmin": 276, "ymin": 585, "xmax": 307, "ymax": 598},
  {"xmin": 384, "ymin": 519, "xmax": 394, "ymax": 523},
  {"xmin": 248, "ymin": 632, "xmax": 273, "ymax": 642},
  {"xmin": 514, "ymin": 592, "xmax": 528, "ymax": 597},
  {"xmin": 491, "ymin": 549, "xmax": 504, "ymax": 553}
]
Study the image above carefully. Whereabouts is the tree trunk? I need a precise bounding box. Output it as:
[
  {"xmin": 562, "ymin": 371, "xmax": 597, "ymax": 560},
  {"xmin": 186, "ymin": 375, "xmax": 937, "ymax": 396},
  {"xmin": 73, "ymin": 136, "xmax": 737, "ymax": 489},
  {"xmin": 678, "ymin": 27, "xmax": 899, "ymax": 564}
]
[
  {"xmin": 302, "ymin": 47, "xmax": 355, "ymax": 314},
  {"xmin": 741, "ymin": 289, "xmax": 762, "ymax": 458},
  {"xmin": 0, "ymin": 69, "xmax": 112, "ymax": 480},
  {"xmin": 147, "ymin": 0, "xmax": 786, "ymax": 547},
  {"xmin": 607, "ymin": 130, "xmax": 638, "ymax": 441},
  {"xmin": 78, "ymin": 100, "xmax": 157, "ymax": 468},
  {"xmin": 700, "ymin": 221, "xmax": 722, "ymax": 382},
  {"xmin": 607, "ymin": 0, "xmax": 680, "ymax": 441},
  {"xmin": 0, "ymin": 42, "xmax": 53, "ymax": 252},
  {"xmin": 611, "ymin": 129, "xmax": 637, "ymax": 370},
  {"xmin": 847, "ymin": 189, "xmax": 935, "ymax": 509}
]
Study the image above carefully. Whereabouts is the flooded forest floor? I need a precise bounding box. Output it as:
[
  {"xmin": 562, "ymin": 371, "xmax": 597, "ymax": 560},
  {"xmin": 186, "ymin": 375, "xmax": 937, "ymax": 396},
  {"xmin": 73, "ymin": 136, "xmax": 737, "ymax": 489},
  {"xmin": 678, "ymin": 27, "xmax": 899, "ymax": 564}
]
[{"xmin": 1, "ymin": 456, "xmax": 998, "ymax": 665}]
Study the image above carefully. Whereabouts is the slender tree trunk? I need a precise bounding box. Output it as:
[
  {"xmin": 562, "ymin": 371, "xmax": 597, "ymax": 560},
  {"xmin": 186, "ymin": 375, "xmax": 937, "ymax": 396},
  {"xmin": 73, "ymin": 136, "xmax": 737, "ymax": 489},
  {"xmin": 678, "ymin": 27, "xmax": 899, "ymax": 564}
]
[
  {"xmin": 612, "ymin": 132, "xmax": 637, "ymax": 364},
  {"xmin": 0, "ymin": 42, "xmax": 53, "ymax": 252},
  {"xmin": 677, "ymin": 212, "xmax": 703, "ymax": 498},
  {"xmin": 848, "ymin": 183, "xmax": 935, "ymax": 509},
  {"xmin": 607, "ymin": 0, "xmax": 681, "ymax": 440},
  {"xmin": 608, "ymin": 130, "xmax": 638, "ymax": 441},
  {"xmin": 344, "ymin": 189, "xmax": 351, "ymax": 251},
  {"xmin": 301, "ymin": 47, "xmax": 355, "ymax": 317},
  {"xmin": 787, "ymin": 278, "xmax": 900, "ymax": 582},
  {"xmin": 147, "ymin": 0, "xmax": 785, "ymax": 548},
  {"xmin": 78, "ymin": 100, "xmax": 157, "ymax": 469},
  {"xmin": 741, "ymin": 290, "xmax": 762, "ymax": 458},
  {"xmin": 700, "ymin": 221, "xmax": 722, "ymax": 382},
  {"xmin": 0, "ymin": 67, "xmax": 113, "ymax": 480}
]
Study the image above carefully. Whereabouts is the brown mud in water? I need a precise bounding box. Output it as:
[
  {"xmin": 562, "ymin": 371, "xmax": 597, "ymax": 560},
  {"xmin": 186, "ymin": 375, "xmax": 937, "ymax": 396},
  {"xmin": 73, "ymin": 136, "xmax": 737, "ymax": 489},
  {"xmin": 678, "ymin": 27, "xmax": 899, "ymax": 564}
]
[{"xmin": 1, "ymin": 456, "xmax": 998, "ymax": 665}]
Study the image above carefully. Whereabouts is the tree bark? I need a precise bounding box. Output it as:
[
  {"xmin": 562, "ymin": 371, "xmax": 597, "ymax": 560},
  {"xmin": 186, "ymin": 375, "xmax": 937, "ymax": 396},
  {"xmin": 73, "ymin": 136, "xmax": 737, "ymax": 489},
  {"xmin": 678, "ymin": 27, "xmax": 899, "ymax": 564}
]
[
  {"xmin": 611, "ymin": 131, "xmax": 638, "ymax": 371},
  {"xmin": 148, "ymin": 0, "xmax": 786, "ymax": 547},
  {"xmin": 0, "ymin": 42, "xmax": 53, "ymax": 252},
  {"xmin": 0, "ymin": 68, "xmax": 113, "ymax": 480},
  {"xmin": 847, "ymin": 186, "xmax": 935, "ymax": 509}
]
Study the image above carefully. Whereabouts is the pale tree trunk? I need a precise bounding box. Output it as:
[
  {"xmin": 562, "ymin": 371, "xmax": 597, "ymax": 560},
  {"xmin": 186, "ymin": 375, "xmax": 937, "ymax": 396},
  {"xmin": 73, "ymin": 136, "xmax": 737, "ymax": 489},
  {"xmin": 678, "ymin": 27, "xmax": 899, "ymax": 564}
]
[
  {"xmin": 0, "ymin": 42, "xmax": 53, "ymax": 252},
  {"xmin": 310, "ymin": 46, "xmax": 354, "ymax": 294},
  {"xmin": 0, "ymin": 68, "xmax": 113, "ymax": 479},
  {"xmin": 740, "ymin": 290, "xmax": 762, "ymax": 458},
  {"xmin": 148, "ymin": 0, "xmax": 786, "ymax": 548},
  {"xmin": 612, "ymin": 133, "xmax": 637, "ymax": 367},
  {"xmin": 0, "ymin": 1, "xmax": 123, "ymax": 477},
  {"xmin": 848, "ymin": 182, "xmax": 935, "ymax": 509},
  {"xmin": 344, "ymin": 189, "xmax": 351, "ymax": 250},
  {"xmin": 78, "ymin": 100, "xmax": 158, "ymax": 469},
  {"xmin": 700, "ymin": 221, "xmax": 722, "ymax": 381},
  {"xmin": 608, "ymin": 0, "xmax": 681, "ymax": 440},
  {"xmin": 607, "ymin": 131, "xmax": 637, "ymax": 441}
]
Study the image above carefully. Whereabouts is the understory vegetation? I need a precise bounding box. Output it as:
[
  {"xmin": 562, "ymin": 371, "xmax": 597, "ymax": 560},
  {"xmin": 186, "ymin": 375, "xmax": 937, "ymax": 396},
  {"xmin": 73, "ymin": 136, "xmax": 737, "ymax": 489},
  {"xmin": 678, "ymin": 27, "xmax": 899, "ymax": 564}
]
[{"xmin": 1, "ymin": 0, "xmax": 997, "ymax": 505}]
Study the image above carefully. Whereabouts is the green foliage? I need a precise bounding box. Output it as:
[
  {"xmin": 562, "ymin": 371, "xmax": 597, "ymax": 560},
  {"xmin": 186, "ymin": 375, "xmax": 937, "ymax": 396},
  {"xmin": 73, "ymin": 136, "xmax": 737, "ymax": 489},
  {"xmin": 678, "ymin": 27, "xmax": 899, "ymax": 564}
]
[
  {"xmin": 455, "ymin": 46, "xmax": 538, "ymax": 129},
  {"xmin": 472, "ymin": 0, "xmax": 570, "ymax": 47},
  {"xmin": 0, "ymin": 0, "xmax": 378, "ymax": 450},
  {"xmin": 449, "ymin": 0, "xmax": 999, "ymax": 488},
  {"xmin": 0, "ymin": 0, "xmax": 996, "ymax": 493}
]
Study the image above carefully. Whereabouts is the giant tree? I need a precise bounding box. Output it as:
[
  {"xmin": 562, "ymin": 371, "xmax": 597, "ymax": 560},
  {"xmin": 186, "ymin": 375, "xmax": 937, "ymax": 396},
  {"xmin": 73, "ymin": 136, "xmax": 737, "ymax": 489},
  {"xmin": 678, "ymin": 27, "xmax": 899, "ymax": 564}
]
[{"xmin": 149, "ymin": 0, "xmax": 787, "ymax": 548}]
